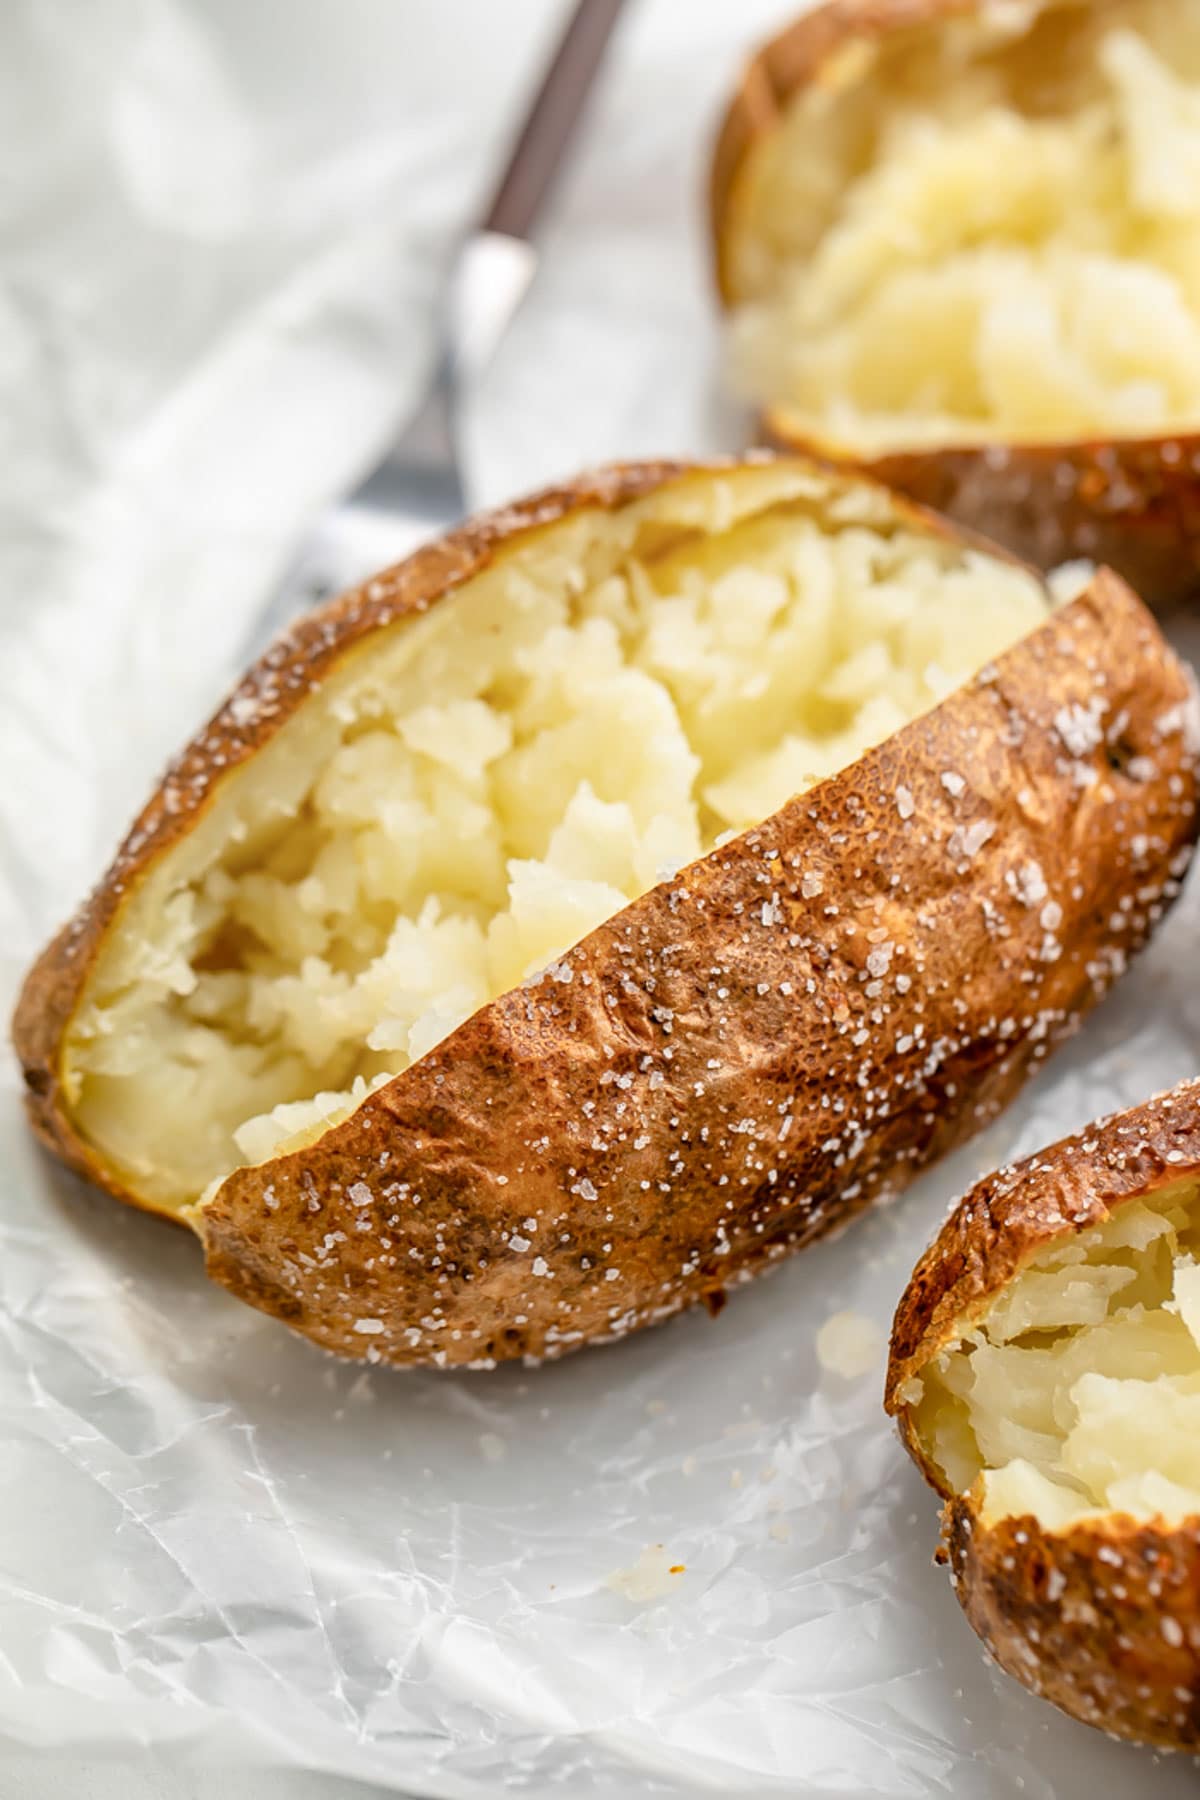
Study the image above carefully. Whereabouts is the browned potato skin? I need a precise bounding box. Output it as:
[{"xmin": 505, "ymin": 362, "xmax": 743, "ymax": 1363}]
[
  {"xmin": 946, "ymin": 1504, "xmax": 1200, "ymax": 1748},
  {"xmin": 711, "ymin": 0, "xmax": 1200, "ymax": 608},
  {"xmin": 887, "ymin": 1080, "xmax": 1200, "ymax": 1747},
  {"xmin": 203, "ymin": 577, "xmax": 1200, "ymax": 1369},
  {"xmin": 12, "ymin": 461, "xmax": 1200, "ymax": 1370}
]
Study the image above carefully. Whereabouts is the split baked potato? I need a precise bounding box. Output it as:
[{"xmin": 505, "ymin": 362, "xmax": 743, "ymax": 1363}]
[
  {"xmin": 713, "ymin": 0, "xmax": 1200, "ymax": 606},
  {"xmin": 887, "ymin": 1079, "xmax": 1200, "ymax": 1748},
  {"xmin": 14, "ymin": 457, "xmax": 1200, "ymax": 1367}
]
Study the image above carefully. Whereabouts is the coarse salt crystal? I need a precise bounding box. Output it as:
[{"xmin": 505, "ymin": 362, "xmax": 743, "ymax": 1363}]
[
  {"xmin": 1054, "ymin": 701, "xmax": 1104, "ymax": 757},
  {"xmin": 1007, "ymin": 861, "xmax": 1048, "ymax": 907},
  {"xmin": 948, "ymin": 819, "xmax": 995, "ymax": 862},
  {"xmin": 866, "ymin": 942, "xmax": 894, "ymax": 978}
]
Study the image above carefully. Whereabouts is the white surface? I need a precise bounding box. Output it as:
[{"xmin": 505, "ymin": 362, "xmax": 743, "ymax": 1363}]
[
  {"xmin": 0, "ymin": 1755, "xmax": 406, "ymax": 1800},
  {"xmin": 2, "ymin": 1, "xmax": 1200, "ymax": 1797}
]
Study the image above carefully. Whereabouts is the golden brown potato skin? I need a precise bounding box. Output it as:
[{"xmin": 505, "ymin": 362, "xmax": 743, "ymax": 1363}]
[
  {"xmin": 712, "ymin": 0, "xmax": 1200, "ymax": 608},
  {"xmin": 946, "ymin": 1503, "xmax": 1200, "ymax": 1749},
  {"xmin": 201, "ymin": 566, "xmax": 1198, "ymax": 1368},
  {"xmin": 12, "ymin": 461, "xmax": 1200, "ymax": 1370},
  {"xmin": 888, "ymin": 1080, "xmax": 1200, "ymax": 1747}
]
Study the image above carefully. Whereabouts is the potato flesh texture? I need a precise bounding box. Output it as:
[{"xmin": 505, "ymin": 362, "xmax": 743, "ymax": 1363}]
[
  {"xmin": 731, "ymin": 0, "xmax": 1200, "ymax": 447},
  {"xmin": 62, "ymin": 467, "xmax": 1047, "ymax": 1209},
  {"xmin": 912, "ymin": 1181, "xmax": 1200, "ymax": 1527}
]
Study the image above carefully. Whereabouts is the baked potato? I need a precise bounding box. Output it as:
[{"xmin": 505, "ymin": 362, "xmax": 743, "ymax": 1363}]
[
  {"xmin": 14, "ymin": 457, "xmax": 1200, "ymax": 1368},
  {"xmin": 712, "ymin": 0, "xmax": 1200, "ymax": 606},
  {"xmin": 887, "ymin": 1079, "xmax": 1200, "ymax": 1748}
]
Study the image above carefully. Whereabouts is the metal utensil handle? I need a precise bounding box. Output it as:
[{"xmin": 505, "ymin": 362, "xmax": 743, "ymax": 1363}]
[{"xmin": 481, "ymin": 0, "xmax": 629, "ymax": 242}]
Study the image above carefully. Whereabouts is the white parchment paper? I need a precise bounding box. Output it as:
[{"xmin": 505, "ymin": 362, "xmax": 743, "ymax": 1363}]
[{"xmin": 2, "ymin": 2, "xmax": 1199, "ymax": 1795}]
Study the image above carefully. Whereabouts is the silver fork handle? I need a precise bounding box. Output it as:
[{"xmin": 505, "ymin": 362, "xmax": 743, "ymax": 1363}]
[
  {"xmin": 350, "ymin": 231, "xmax": 535, "ymax": 514},
  {"xmin": 258, "ymin": 0, "xmax": 630, "ymax": 630},
  {"xmin": 361, "ymin": 0, "xmax": 630, "ymax": 494},
  {"xmin": 449, "ymin": 231, "xmax": 538, "ymax": 383}
]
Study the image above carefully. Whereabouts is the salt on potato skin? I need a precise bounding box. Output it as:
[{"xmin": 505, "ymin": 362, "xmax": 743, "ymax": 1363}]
[
  {"xmin": 13, "ymin": 459, "xmax": 1199, "ymax": 1372},
  {"xmin": 888, "ymin": 1079, "xmax": 1200, "ymax": 1749},
  {"xmin": 200, "ymin": 562, "xmax": 1196, "ymax": 1369},
  {"xmin": 713, "ymin": 0, "xmax": 1200, "ymax": 606},
  {"xmin": 42, "ymin": 459, "xmax": 1048, "ymax": 1206}
]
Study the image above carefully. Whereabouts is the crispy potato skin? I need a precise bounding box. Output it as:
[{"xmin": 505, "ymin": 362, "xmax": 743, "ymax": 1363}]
[
  {"xmin": 712, "ymin": 0, "xmax": 1200, "ymax": 607},
  {"xmin": 12, "ymin": 459, "xmax": 1200, "ymax": 1370},
  {"xmin": 887, "ymin": 1080, "xmax": 1200, "ymax": 1746},
  {"xmin": 202, "ymin": 568, "xmax": 1197, "ymax": 1368},
  {"xmin": 946, "ymin": 1502, "xmax": 1200, "ymax": 1749}
]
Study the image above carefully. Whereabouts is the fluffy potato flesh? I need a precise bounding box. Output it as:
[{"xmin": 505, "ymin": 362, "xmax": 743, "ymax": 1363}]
[
  {"xmin": 730, "ymin": 0, "xmax": 1200, "ymax": 448},
  {"xmin": 910, "ymin": 1180, "xmax": 1200, "ymax": 1527},
  {"xmin": 60, "ymin": 466, "xmax": 1046, "ymax": 1211}
]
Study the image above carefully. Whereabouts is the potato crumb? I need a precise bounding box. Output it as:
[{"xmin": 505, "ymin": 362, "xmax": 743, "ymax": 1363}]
[
  {"xmin": 816, "ymin": 1309, "xmax": 883, "ymax": 1379},
  {"xmin": 604, "ymin": 1544, "xmax": 684, "ymax": 1603},
  {"xmin": 1048, "ymin": 561, "xmax": 1097, "ymax": 604}
]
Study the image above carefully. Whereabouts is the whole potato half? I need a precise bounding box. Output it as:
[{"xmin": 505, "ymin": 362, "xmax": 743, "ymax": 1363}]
[
  {"xmin": 14, "ymin": 457, "xmax": 1200, "ymax": 1368},
  {"xmin": 712, "ymin": 0, "xmax": 1200, "ymax": 606},
  {"xmin": 888, "ymin": 1080, "xmax": 1200, "ymax": 1748}
]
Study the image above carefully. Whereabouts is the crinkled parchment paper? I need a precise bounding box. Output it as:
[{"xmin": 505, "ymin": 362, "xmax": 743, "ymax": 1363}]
[{"xmin": 2, "ymin": 1, "xmax": 1199, "ymax": 1794}]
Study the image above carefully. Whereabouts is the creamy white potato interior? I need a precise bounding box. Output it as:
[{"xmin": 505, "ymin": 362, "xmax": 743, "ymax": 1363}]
[
  {"xmin": 61, "ymin": 465, "xmax": 1046, "ymax": 1209},
  {"xmin": 910, "ymin": 1178, "xmax": 1200, "ymax": 1527},
  {"xmin": 729, "ymin": 0, "xmax": 1200, "ymax": 448}
]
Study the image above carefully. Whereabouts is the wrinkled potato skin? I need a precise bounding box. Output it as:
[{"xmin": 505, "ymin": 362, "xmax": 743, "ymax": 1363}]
[
  {"xmin": 202, "ymin": 576, "xmax": 1199, "ymax": 1369},
  {"xmin": 12, "ymin": 461, "xmax": 1200, "ymax": 1370},
  {"xmin": 889, "ymin": 1080, "xmax": 1200, "ymax": 1746},
  {"xmin": 712, "ymin": 0, "xmax": 1200, "ymax": 607},
  {"xmin": 947, "ymin": 1500, "xmax": 1200, "ymax": 1749}
]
